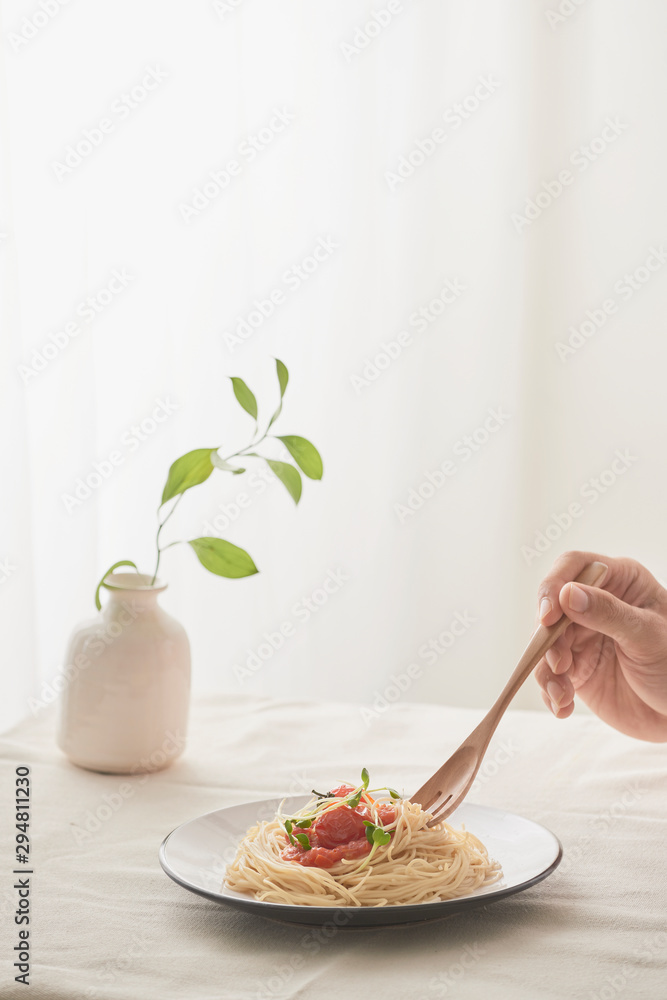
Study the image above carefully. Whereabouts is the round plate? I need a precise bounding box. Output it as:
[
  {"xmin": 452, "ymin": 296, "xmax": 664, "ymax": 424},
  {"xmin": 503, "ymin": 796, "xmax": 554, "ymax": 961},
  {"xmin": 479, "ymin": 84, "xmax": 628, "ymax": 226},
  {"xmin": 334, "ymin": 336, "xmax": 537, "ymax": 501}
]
[{"xmin": 159, "ymin": 796, "xmax": 562, "ymax": 927}]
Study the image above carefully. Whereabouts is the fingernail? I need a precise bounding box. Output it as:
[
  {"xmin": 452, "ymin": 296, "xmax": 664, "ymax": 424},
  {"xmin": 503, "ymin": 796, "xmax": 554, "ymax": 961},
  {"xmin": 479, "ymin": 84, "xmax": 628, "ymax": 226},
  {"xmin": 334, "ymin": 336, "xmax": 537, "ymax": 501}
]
[
  {"xmin": 568, "ymin": 584, "xmax": 589, "ymax": 613},
  {"xmin": 546, "ymin": 647, "xmax": 560, "ymax": 670},
  {"xmin": 547, "ymin": 680, "xmax": 564, "ymax": 706},
  {"xmin": 539, "ymin": 598, "xmax": 552, "ymax": 621}
]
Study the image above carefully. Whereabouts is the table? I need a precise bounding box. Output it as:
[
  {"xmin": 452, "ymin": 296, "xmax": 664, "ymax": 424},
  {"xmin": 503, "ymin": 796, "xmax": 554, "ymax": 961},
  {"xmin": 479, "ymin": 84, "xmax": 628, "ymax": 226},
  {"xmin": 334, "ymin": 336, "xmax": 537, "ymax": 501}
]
[{"xmin": 0, "ymin": 694, "xmax": 665, "ymax": 999}]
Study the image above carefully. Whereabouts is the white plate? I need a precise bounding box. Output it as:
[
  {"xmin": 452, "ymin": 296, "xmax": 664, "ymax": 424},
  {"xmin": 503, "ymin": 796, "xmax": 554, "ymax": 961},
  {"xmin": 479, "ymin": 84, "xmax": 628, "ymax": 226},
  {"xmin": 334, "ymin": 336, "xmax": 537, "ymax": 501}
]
[{"xmin": 159, "ymin": 796, "xmax": 562, "ymax": 926}]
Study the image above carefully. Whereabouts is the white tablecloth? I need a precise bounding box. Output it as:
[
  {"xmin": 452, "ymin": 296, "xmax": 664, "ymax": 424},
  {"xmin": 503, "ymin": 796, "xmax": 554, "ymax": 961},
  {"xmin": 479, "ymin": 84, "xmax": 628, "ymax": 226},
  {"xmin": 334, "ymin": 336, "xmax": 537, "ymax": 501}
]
[{"xmin": 0, "ymin": 694, "xmax": 665, "ymax": 999}]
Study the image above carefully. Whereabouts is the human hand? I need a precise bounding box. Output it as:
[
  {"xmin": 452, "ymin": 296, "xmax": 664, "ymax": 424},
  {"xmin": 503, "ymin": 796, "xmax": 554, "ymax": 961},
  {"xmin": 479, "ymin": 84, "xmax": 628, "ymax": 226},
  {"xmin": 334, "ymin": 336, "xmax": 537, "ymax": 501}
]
[{"xmin": 534, "ymin": 551, "xmax": 667, "ymax": 741}]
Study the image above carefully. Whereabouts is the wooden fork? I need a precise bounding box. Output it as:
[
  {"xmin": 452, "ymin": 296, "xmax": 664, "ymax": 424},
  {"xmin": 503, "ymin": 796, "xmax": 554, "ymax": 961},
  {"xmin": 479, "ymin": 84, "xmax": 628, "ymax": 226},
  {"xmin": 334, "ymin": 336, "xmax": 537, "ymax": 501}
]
[{"xmin": 410, "ymin": 561, "xmax": 608, "ymax": 826}]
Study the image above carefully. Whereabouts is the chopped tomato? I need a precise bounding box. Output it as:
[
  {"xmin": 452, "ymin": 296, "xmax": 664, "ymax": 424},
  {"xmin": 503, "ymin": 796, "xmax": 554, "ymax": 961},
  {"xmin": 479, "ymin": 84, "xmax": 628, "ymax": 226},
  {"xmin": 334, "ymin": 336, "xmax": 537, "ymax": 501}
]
[
  {"xmin": 314, "ymin": 804, "xmax": 367, "ymax": 848},
  {"xmin": 355, "ymin": 802, "xmax": 395, "ymax": 825},
  {"xmin": 282, "ymin": 837, "xmax": 371, "ymax": 869},
  {"xmin": 375, "ymin": 803, "xmax": 397, "ymax": 825},
  {"xmin": 327, "ymin": 784, "xmax": 356, "ymax": 798}
]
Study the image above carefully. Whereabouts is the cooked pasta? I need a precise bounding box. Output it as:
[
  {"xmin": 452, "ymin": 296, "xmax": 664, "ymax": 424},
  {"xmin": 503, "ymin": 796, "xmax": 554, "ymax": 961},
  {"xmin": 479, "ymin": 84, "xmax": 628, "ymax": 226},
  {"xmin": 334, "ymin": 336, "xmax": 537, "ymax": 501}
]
[{"xmin": 225, "ymin": 776, "xmax": 502, "ymax": 907}]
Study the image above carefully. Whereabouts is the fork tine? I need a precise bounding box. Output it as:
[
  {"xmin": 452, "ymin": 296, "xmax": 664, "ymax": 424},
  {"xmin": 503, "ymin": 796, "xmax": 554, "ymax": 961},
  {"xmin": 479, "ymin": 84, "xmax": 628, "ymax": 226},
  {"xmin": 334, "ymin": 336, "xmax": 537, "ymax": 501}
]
[
  {"xmin": 419, "ymin": 789, "xmax": 442, "ymax": 812},
  {"xmin": 411, "ymin": 780, "xmax": 453, "ymax": 818},
  {"xmin": 425, "ymin": 793, "xmax": 453, "ymax": 824}
]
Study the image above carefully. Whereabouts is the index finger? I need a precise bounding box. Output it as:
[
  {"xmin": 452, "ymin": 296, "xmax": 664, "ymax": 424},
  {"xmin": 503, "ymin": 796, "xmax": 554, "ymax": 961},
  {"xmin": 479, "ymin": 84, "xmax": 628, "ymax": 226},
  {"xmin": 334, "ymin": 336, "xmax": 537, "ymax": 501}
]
[{"xmin": 536, "ymin": 550, "xmax": 612, "ymax": 625}]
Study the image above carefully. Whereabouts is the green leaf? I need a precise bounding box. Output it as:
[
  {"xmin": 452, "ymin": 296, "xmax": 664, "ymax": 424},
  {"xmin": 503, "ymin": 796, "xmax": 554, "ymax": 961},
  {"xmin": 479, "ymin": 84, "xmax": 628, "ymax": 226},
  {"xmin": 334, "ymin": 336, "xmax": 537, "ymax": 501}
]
[
  {"xmin": 388, "ymin": 788, "xmax": 401, "ymax": 800},
  {"xmin": 295, "ymin": 833, "xmax": 311, "ymax": 850},
  {"xmin": 265, "ymin": 459, "xmax": 302, "ymax": 504},
  {"xmin": 276, "ymin": 436, "xmax": 323, "ymax": 480},
  {"xmin": 188, "ymin": 537, "xmax": 259, "ymax": 578},
  {"xmin": 229, "ymin": 377, "xmax": 258, "ymax": 421},
  {"xmin": 94, "ymin": 560, "xmax": 138, "ymax": 611},
  {"xmin": 211, "ymin": 453, "xmax": 246, "ymax": 475},
  {"xmin": 161, "ymin": 448, "xmax": 216, "ymax": 505},
  {"xmin": 275, "ymin": 358, "xmax": 289, "ymax": 398},
  {"xmin": 294, "ymin": 819, "xmax": 312, "ymax": 829},
  {"xmin": 373, "ymin": 828, "xmax": 391, "ymax": 846},
  {"xmin": 347, "ymin": 787, "xmax": 363, "ymax": 809},
  {"xmin": 361, "ymin": 767, "xmax": 369, "ymax": 789},
  {"xmin": 363, "ymin": 818, "xmax": 391, "ymax": 848},
  {"xmin": 266, "ymin": 359, "xmax": 289, "ymax": 431}
]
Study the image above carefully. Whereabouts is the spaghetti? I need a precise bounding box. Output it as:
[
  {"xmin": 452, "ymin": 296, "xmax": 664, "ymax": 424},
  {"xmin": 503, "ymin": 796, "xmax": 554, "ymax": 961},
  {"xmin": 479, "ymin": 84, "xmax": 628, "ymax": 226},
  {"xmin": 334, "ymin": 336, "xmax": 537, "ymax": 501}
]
[{"xmin": 225, "ymin": 772, "xmax": 502, "ymax": 907}]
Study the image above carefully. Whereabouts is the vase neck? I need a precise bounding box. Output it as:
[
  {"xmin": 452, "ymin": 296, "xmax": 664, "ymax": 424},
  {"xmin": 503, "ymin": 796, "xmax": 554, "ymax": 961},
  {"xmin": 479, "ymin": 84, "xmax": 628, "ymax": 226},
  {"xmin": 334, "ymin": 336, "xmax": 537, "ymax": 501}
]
[
  {"xmin": 100, "ymin": 572, "xmax": 167, "ymax": 617},
  {"xmin": 104, "ymin": 591, "xmax": 161, "ymax": 617}
]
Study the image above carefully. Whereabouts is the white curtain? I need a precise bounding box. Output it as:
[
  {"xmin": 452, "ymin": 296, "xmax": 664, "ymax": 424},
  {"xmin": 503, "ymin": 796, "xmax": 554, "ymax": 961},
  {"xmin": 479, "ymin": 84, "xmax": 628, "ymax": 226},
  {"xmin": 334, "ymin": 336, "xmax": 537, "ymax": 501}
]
[{"xmin": 2, "ymin": 0, "xmax": 666, "ymax": 733}]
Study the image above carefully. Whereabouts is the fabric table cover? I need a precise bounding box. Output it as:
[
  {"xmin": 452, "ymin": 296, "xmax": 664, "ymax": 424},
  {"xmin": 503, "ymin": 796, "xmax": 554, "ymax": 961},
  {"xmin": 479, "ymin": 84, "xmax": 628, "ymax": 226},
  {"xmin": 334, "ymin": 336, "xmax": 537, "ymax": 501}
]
[{"xmin": 0, "ymin": 694, "xmax": 665, "ymax": 999}]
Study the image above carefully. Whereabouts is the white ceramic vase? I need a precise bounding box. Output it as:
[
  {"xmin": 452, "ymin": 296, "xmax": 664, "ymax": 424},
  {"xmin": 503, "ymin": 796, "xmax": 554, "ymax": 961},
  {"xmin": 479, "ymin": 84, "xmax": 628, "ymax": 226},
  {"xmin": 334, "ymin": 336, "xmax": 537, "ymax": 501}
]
[{"xmin": 57, "ymin": 572, "xmax": 191, "ymax": 774}]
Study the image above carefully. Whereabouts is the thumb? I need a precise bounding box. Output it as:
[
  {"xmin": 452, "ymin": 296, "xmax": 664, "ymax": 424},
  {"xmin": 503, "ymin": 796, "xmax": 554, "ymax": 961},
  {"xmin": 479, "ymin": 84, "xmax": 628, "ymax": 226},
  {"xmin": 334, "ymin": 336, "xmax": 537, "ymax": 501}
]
[{"xmin": 559, "ymin": 581, "xmax": 646, "ymax": 645}]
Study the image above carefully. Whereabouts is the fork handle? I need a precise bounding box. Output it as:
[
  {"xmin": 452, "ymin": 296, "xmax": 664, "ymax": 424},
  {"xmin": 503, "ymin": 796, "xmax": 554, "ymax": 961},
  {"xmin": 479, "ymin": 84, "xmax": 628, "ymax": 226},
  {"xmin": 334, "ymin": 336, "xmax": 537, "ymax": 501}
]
[{"xmin": 475, "ymin": 561, "xmax": 608, "ymax": 740}]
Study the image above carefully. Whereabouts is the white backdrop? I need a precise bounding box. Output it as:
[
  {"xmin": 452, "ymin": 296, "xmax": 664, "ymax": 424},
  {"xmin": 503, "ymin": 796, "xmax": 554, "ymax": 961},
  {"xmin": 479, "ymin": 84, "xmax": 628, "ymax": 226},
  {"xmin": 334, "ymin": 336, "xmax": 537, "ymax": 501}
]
[{"xmin": 2, "ymin": 0, "xmax": 667, "ymax": 733}]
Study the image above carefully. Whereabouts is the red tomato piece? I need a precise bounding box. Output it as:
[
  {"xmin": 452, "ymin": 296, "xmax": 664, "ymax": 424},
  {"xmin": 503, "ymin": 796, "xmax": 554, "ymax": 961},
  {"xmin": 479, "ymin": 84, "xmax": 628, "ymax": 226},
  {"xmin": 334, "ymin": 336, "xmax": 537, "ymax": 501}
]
[
  {"xmin": 313, "ymin": 804, "xmax": 367, "ymax": 848},
  {"xmin": 357, "ymin": 802, "xmax": 396, "ymax": 826},
  {"xmin": 327, "ymin": 784, "xmax": 356, "ymax": 798},
  {"xmin": 375, "ymin": 804, "xmax": 397, "ymax": 825},
  {"xmin": 281, "ymin": 837, "xmax": 371, "ymax": 869}
]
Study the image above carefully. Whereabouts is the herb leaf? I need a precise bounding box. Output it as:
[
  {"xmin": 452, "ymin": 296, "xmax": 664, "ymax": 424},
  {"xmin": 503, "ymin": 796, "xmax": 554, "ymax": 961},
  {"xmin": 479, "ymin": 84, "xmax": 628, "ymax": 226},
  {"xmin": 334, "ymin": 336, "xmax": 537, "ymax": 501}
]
[
  {"xmin": 161, "ymin": 448, "xmax": 216, "ymax": 505},
  {"xmin": 347, "ymin": 787, "xmax": 363, "ymax": 809},
  {"xmin": 267, "ymin": 358, "xmax": 289, "ymax": 431},
  {"xmin": 363, "ymin": 819, "xmax": 392, "ymax": 848},
  {"xmin": 276, "ymin": 358, "xmax": 289, "ymax": 398},
  {"xmin": 295, "ymin": 833, "xmax": 311, "ymax": 850},
  {"xmin": 229, "ymin": 376, "xmax": 258, "ymax": 421},
  {"xmin": 94, "ymin": 560, "xmax": 138, "ymax": 610},
  {"xmin": 265, "ymin": 458, "xmax": 302, "ymax": 505},
  {"xmin": 275, "ymin": 435, "xmax": 323, "ymax": 480},
  {"xmin": 388, "ymin": 788, "xmax": 401, "ymax": 800},
  {"xmin": 361, "ymin": 767, "xmax": 369, "ymax": 788},
  {"xmin": 188, "ymin": 537, "xmax": 258, "ymax": 578}
]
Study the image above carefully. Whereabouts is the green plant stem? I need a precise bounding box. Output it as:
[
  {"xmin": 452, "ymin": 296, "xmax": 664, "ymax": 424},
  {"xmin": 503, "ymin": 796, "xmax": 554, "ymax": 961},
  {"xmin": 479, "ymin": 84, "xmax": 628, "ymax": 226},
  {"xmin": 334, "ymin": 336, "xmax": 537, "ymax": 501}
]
[
  {"xmin": 151, "ymin": 493, "xmax": 184, "ymax": 585},
  {"xmin": 221, "ymin": 440, "xmax": 263, "ymax": 462},
  {"xmin": 151, "ymin": 420, "xmax": 278, "ymax": 586},
  {"xmin": 220, "ymin": 420, "xmax": 278, "ymax": 464}
]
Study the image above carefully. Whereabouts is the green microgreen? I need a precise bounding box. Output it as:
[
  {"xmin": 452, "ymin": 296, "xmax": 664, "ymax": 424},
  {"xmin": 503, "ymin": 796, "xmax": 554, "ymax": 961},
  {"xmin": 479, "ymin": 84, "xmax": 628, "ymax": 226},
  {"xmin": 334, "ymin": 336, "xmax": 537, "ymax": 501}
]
[
  {"xmin": 346, "ymin": 786, "xmax": 363, "ymax": 809},
  {"xmin": 294, "ymin": 833, "xmax": 311, "ymax": 850},
  {"xmin": 361, "ymin": 767, "xmax": 370, "ymax": 788},
  {"xmin": 284, "ymin": 819, "xmax": 296, "ymax": 846},
  {"xmin": 363, "ymin": 819, "xmax": 393, "ymax": 847}
]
